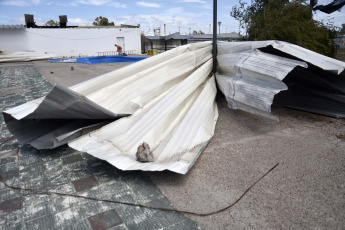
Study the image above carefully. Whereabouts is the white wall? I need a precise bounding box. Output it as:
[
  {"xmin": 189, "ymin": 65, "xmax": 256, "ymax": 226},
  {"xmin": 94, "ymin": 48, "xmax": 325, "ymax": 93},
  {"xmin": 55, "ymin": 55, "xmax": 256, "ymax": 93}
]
[{"xmin": 0, "ymin": 27, "xmax": 142, "ymax": 56}]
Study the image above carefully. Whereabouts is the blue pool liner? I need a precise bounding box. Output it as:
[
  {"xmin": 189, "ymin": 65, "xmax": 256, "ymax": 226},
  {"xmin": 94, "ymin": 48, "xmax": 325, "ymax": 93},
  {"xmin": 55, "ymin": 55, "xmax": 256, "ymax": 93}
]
[{"xmin": 48, "ymin": 56, "xmax": 147, "ymax": 64}]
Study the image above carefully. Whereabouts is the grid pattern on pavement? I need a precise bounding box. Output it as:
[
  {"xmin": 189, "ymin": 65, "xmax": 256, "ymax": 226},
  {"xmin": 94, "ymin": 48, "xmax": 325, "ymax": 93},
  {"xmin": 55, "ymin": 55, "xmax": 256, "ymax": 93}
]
[{"xmin": 0, "ymin": 65, "xmax": 199, "ymax": 230}]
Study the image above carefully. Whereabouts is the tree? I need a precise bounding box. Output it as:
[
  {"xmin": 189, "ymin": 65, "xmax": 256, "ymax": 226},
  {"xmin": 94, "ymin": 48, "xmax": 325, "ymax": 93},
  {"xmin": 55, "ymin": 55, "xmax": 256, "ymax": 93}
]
[
  {"xmin": 192, "ymin": 30, "xmax": 205, "ymax": 35},
  {"xmin": 340, "ymin": 23, "xmax": 345, "ymax": 35},
  {"xmin": 231, "ymin": 0, "xmax": 338, "ymax": 57},
  {"xmin": 92, "ymin": 16, "xmax": 115, "ymax": 26},
  {"xmin": 44, "ymin": 20, "xmax": 59, "ymax": 26}
]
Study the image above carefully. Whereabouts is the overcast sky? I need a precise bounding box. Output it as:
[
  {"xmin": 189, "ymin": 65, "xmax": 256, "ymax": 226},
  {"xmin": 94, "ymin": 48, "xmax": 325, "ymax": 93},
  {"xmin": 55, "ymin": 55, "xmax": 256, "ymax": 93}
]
[{"xmin": 0, "ymin": 0, "xmax": 344, "ymax": 35}]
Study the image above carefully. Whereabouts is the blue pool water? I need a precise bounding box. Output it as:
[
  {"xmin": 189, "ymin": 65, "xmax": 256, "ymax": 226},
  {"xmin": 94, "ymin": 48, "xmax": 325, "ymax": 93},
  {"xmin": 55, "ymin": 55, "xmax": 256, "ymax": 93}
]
[{"xmin": 48, "ymin": 56, "xmax": 147, "ymax": 64}]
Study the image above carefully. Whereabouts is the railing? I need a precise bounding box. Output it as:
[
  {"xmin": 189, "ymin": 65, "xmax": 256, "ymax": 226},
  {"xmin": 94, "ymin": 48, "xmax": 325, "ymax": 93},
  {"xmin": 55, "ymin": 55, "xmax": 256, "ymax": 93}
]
[
  {"xmin": 124, "ymin": 50, "xmax": 137, "ymax": 55},
  {"xmin": 97, "ymin": 51, "xmax": 117, "ymax": 56},
  {"xmin": 97, "ymin": 50, "xmax": 137, "ymax": 56}
]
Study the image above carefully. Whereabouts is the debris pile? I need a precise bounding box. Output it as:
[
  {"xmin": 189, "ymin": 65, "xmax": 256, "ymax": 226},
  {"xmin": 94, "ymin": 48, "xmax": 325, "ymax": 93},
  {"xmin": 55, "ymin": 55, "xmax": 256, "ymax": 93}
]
[
  {"xmin": 217, "ymin": 41, "xmax": 345, "ymax": 120},
  {"xmin": 4, "ymin": 42, "xmax": 217, "ymax": 174},
  {"xmin": 2, "ymin": 41, "xmax": 345, "ymax": 174}
]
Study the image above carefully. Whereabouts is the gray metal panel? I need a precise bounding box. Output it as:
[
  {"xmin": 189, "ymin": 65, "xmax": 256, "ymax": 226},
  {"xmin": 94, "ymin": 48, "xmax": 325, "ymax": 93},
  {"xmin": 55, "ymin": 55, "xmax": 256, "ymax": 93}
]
[
  {"xmin": 3, "ymin": 84, "xmax": 126, "ymax": 148},
  {"xmin": 216, "ymin": 41, "xmax": 345, "ymax": 120}
]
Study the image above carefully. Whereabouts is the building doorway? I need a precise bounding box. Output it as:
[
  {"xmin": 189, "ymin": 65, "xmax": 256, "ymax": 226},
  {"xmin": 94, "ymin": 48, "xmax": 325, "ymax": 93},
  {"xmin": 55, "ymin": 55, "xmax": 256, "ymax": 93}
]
[{"xmin": 116, "ymin": 37, "xmax": 125, "ymax": 53}]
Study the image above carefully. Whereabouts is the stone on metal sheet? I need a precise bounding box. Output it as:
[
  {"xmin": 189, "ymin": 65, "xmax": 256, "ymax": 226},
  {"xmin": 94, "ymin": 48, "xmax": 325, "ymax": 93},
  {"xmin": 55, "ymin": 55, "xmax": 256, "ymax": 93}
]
[{"xmin": 136, "ymin": 142, "xmax": 154, "ymax": 162}]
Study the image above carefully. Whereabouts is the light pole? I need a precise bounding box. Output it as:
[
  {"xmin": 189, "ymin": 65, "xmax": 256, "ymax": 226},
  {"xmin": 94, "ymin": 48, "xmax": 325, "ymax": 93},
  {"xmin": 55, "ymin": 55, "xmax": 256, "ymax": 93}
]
[
  {"xmin": 218, "ymin": 21, "xmax": 221, "ymax": 34},
  {"xmin": 213, "ymin": 0, "xmax": 217, "ymax": 74}
]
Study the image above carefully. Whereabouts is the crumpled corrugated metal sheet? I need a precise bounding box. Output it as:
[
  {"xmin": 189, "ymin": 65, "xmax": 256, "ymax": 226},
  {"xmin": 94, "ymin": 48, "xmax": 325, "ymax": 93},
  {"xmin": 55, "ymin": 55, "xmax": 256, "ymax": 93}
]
[
  {"xmin": 69, "ymin": 42, "xmax": 212, "ymax": 114},
  {"xmin": 3, "ymin": 40, "xmax": 345, "ymax": 174},
  {"xmin": 217, "ymin": 49, "xmax": 307, "ymax": 120},
  {"xmin": 217, "ymin": 40, "xmax": 345, "ymax": 120},
  {"xmin": 3, "ymin": 42, "xmax": 217, "ymax": 174},
  {"xmin": 70, "ymin": 61, "xmax": 217, "ymax": 174},
  {"xmin": 3, "ymin": 84, "xmax": 124, "ymax": 149},
  {"xmin": 218, "ymin": 41, "xmax": 345, "ymax": 74}
]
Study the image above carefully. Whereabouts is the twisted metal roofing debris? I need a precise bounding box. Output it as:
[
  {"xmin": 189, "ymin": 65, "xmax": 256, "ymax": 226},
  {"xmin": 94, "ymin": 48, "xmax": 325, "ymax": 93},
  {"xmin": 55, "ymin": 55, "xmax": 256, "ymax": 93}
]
[
  {"xmin": 3, "ymin": 42, "xmax": 217, "ymax": 174},
  {"xmin": 4, "ymin": 84, "xmax": 124, "ymax": 149},
  {"xmin": 2, "ymin": 40, "xmax": 345, "ymax": 174},
  {"xmin": 217, "ymin": 40, "xmax": 345, "ymax": 120},
  {"xmin": 70, "ymin": 68, "xmax": 217, "ymax": 173}
]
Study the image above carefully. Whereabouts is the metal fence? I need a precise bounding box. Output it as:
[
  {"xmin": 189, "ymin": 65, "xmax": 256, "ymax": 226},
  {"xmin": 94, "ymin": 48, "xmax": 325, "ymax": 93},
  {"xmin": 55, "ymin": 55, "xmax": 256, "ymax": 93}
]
[{"xmin": 97, "ymin": 50, "xmax": 137, "ymax": 56}]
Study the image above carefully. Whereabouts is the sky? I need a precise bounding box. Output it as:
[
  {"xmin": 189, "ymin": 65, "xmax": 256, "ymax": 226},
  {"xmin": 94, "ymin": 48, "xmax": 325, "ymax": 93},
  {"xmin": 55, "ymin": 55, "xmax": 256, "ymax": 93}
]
[{"xmin": 0, "ymin": 0, "xmax": 344, "ymax": 35}]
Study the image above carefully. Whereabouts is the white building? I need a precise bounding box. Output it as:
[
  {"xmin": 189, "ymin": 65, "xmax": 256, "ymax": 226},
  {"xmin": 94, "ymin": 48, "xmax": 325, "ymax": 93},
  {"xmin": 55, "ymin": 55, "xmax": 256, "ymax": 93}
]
[{"xmin": 0, "ymin": 25, "xmax": 142, "ymax": 57}]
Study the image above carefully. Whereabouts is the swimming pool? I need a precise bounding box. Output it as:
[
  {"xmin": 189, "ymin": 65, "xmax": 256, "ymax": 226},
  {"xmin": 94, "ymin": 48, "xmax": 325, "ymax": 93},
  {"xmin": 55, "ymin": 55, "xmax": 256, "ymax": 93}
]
[{"xmin": 48, "ymin": 56, "xmax": 147, "ymax": 64}]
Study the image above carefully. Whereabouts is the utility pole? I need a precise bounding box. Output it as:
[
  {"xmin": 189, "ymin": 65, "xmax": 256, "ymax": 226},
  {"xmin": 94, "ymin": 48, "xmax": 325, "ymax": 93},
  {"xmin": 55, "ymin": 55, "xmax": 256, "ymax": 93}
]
[
  {"xmin": 213, "ymin": 0, "xmax": 217, "ymax": 74},
  {"xmin": 218, "ymin": 21, "xmax": 221, "ymax": 34},
  {"xmin": 189, "ymin": 27, "xmax": 191, "ymax": 35}
]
